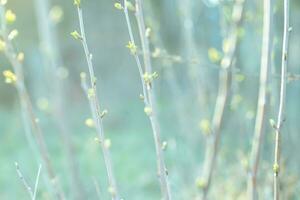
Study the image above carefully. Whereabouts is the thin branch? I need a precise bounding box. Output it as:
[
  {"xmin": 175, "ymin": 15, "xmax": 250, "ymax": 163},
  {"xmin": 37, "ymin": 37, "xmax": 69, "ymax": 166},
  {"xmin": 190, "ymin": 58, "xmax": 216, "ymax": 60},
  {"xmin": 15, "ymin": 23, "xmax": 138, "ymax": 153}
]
[
  {"xmin": 74, "ymin": 3, "xmax": 119, "ymax": 199},
  {"xmin": 247, "ymin": 0, "xmax": 273, "ymax": 199},
  {"xmin": 33, "ymin": 164, "xmax": 42, "ymax": 200},
  {"xmin": 15, "ymin": 162, "xmax": 34, "ymax": 199},
  {"xmin": 199, "ymin": 0, "xmax": 244, "ymax": 199},
  {"xmin": 93, "ymin": 177, "xmax": 102, "ymax": 200},
  {"xmin": 33, "ymin": 0, "xmax": 84, "ymax": 198},
  {"xmin": 0, "ymin": 5, "xmax": 64, "ymax": 200},
  {"xmin": 15, "ymin": 163, "xmax": 42, "ymax": 200},
  {"xmin": 274, "ymin": 0, "xmax": 290, "ymax": 199},
  {"xmin": 122, "ymin": 0, "xmax": 172, "ymax": 199}
]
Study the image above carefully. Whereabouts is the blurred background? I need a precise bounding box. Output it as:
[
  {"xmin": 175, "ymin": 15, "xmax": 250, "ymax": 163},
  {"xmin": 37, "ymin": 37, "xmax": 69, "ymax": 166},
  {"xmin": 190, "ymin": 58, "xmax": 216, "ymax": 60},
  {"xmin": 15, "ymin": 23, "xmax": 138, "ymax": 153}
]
[{"xmin": 0, "ymin": 0, "xmax": 300, "ymax": 199}]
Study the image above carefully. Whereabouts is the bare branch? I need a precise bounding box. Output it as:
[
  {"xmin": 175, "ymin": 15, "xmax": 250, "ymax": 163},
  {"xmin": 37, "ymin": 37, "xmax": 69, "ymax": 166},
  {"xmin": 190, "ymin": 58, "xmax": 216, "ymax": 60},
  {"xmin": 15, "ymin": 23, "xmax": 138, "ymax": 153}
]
[
  {"xmin": 122, "ymin": 0, "xmax": 172, "ymax": 199},
  {"xmin": 274, "ymin": 0, "xmax": 290, "ymax": 199},
  {"xmin": 199, "ymin": 0, "xmax": 244, "ymax": 199},
  {"xmin": 73, "ymin": 3, "xmax": 119, "ymax": 199},
  {"xmin": 247, "ymin": 0, "xmax": 273, "ymax": 199}
]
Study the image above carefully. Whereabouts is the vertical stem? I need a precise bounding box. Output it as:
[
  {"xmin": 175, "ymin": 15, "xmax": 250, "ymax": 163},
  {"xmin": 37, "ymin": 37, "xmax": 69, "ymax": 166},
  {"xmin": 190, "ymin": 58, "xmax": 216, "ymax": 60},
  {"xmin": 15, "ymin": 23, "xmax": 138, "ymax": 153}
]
[
  {"xmin": 75, "ymin": 5, "xmax": 119, "ymax": 200},
  {"xmin": 247, "ymin": 0, "xmax": 273, "ymax": 199},
  {"xmin": 15, "ymin": 162, "xmax": 34, "ymax": 199},
  {"xmin": 0, "ymin": 5, "xmax": 64, "ymax": 200},
  {"xmin": 274, "ymin": 0, "xmax": 290, "ymax": 199},
  {"xmin": 33, "ymin": 0, "xmax": 84, "ymax": 198},
  {"xmin": 200, "ymin": 0, "xmax": 244, "ymax": 199},
  {"xmin": 33, "ymin": 164, "xmax": 42, "ymax": 200},
  {"xmin": 123, "ymin": 1, "xmax": 172, "ymax": 199}
]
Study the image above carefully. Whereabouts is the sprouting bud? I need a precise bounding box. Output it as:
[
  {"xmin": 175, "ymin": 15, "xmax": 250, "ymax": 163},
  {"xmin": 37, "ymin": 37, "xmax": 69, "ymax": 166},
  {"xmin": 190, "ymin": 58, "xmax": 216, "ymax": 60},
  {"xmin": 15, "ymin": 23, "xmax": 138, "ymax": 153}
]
[
  {"xmin": 152, "ymin": 48, "xmax": 161, "ymax": 58},
  {"xmin": 85, "ymin": 118, "xmax": 95, "ymax": 128},
  {"xmin": 208, "ymin": 47, "xmax": 221, "ymax": 63},
  {"xmin": 171, "ymin": 55, "xmax": 182, "ymax": 63},
  {"xmin": 8, "ymin": 29, "xmax": 18, "ymax": 41},
  {"xmin": 37, "ymin": 97, "xmax": 49, "ymax": 111},
  {"xmin": 234, "ymin": 73, "xmax": 245, "ymax": 82},
  {"xmin": 5, "ymin": 10, "xmax": 16, "ymax": 24},
  {"xmin": 114, "ymin": 2, "xmax": 123, "ymax": 10},
  {"xmin": 269, "ymin": 119, "xmax": 276, "ymax": 129},
  {"xmin": 199, "ymin": 119, "xmax": 211, "ymax": 136},
  {"xmin": 195, "ymin": 177, "xmax": 207, "ymax": 189},
  {"xmin": 17, "ymin": 52, "xmax": 25, "ymax": 62},
  {"xmin": 104, "ymin": 139, "xmax": 111, "ymax": 149},
  {"xmin": 230, "ymin": 94, "xmax": 243, "ymax": 110},
  {"xmin": 237, "ymin": 27, "xmax": 245, "ymax": 38},
  {"xmin": 143, "ymin": 72, "xmax": 159, "ymax": 85},
  {"xmin": 152, "ymin": 72, "xmax": 158, "ymax": 79},
  {"xmin": 100, "ymin": 110, "xmax": 108, "ymax": 118},
  {"xmin": 94, "ymin": 137, "xmax": 101, "ymax": 143},
  {"xmin": 162, "ymin": 141, "xmax": 168, "ymax": 151},
  {"xmin": 70, "ymin": 31, "xmax": 82, "ymax": 40},
  {"xmin": 108, "ymin": 186, "xmax": 116, "ymax": 196},
  {"xmin": 144, "ymin": 106, "xmax": 152, "ymax": 116},
  {"xmin": 80, "ymin": 72, "xmax": 87, "ymax": 80},
  {"xmin": 222, "ymin": 38, "xmax": 231, "ymax": 53},
  {"xmin": 139, "ymin": 94, "xmax": 144, "ymax": 100},
  {"xmin": 125, "ymin": 1, "xmax": 135, "ymax": 12},
  {"xmin": 126, "ymin": 41, "xmax": 137, "ymax": 55},
  {"xmin": 0, "ymin": 0, "xmax": 7, "ymax": 6},
  {"xmin": 221, "ymin": 57, "xmax": 231, "ymax": 69},
  {"xmin": 91, "ymin": 76, "xmax": 97, "ymax": 85},
  {"xmin": 74, "ymin": 0, "xmax": 81, "ymax": 6},
  {"xmin": 145, "ymin": 27, "xmax": 151, "ymax": 38},
  {"xmin": 3, "ymin": 70, "xmax": 17, "ymax": 84},
  {"xmin": 49, "ymin": 6, "xmax": 64, "ymax": 24},
  {"xmin": 143, "ymin": 72, "xmax": 151, "ymax": 84},
  {"xmin": 273, "ymin": 163, "xmax": 279, "ymax": 174},
  {"xmin": 87, "ymin": 88, "xmax": 95, "ymax": 98},
  {"xmin": 241, "ymin": 157, "xmax": 249, "ymax": 170},
  {"xmin": 0, "ymin": 39, "xmax": 6, "ymax": 51}
]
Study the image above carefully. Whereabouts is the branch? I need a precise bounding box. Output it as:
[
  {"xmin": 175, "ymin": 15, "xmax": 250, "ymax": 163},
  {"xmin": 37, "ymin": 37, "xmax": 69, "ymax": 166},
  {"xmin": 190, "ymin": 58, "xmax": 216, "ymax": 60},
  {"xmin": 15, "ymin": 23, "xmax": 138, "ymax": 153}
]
[
  {"xmin": 247, "ymin": 0, "xmax": 273, "ymax": 199},
  {"xmin": 274, "ymin": 0, "xmax": 290, "ymax": 199},
  {"xmin": 33, "ymin": 164, "xmax": 42, "ymax": 200},
  {"xmin": 199, "ymin": 0, "xmax": 244, "ymax": 199},
  {"xmin": 33, "ymin": 0, "xmax": 84, "ymax": 197},
  {"xmin": 73, "ymin": 2, "xmax": 119, "ymax": 199},
  {"xmin": 15, "ymin": 162, "xmax": 34, "ymax": 199},
  {"xmin": 0, "ymin": 4, "xmax": 64, "ymax": 200},
  {"xmin": 121, "ymin": 0, "xmax": 172, "ymax": 199}
]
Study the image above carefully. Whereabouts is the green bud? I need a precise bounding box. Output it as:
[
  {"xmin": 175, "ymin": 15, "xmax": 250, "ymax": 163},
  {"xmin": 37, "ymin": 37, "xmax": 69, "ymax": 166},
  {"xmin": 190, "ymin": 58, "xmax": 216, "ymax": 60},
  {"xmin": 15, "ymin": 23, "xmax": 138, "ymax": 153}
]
[{"xmin": 70, "ymin": 31, "xmax": 82, "ymax": 40}]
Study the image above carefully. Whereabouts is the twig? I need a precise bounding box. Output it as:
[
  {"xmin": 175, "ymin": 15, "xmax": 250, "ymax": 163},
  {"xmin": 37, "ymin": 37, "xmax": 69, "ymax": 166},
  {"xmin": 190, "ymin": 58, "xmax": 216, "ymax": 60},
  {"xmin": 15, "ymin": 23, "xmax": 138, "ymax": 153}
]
[
  {"xmin": 15, "ymin": 163, "xmax": 42, "ymax": 200},
  {"xmin": 33, "ymin": 0, "xmax": 84, "ymax": 198},
  {"xmin": 0, "ymin": 4, "xmax": 64, "ymax": 200},
  {"xmin": 15, "ymin": 162, "xmax": 34, "ymax": 199},
  {"xmin": 247, "ymin": 0, "xmax": 273, "ymax": 199},
  {"xmin": 73, "ymin": 1, "xmax": 119, "ymax": 199},
  {"xmin": 93, "ymin": 177, "xmax": 102, "ymax": 200},
  {"xmin": 199, "ymin": 0, "xmax": 244, "ymax": 199},
  {"xmin": 273, "ymin": 0, "xmax": 290, "ymax": 199},
  {"xmin": 33, "ymin": 164, "xmax": 42, "ymax": 200},
  {"xmin": 122, "ymin": 0, "xmax": 172, "ymax": 199}
]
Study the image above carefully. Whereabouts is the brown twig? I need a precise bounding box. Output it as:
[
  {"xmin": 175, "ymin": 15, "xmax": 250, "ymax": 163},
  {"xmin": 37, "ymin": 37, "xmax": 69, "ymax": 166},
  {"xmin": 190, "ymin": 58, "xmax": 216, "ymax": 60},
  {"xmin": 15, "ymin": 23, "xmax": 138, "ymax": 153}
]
[{"xmin": 199, "ymin": 0, "xmax": 244, "ymax": 199}]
